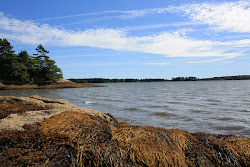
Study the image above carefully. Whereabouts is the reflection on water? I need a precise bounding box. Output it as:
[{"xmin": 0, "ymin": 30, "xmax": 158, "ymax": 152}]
[{"xmin": 0, "ymin": 80, "xmax": 250, "ymax": 137}]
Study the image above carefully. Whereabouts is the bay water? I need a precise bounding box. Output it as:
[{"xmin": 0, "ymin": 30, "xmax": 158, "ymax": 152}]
[{"xmin": 1, "ymin": 80, "xmax": 249, "ymax": 137}]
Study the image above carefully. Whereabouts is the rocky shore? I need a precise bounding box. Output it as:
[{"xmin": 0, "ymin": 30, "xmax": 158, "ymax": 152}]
[
  {"xmin": 0, "ymin": 79, "xmax": 101, "ymax": 90},
  {"xmin": 0, "ymin": 96, "xmax": 249, "ymax": 166}
]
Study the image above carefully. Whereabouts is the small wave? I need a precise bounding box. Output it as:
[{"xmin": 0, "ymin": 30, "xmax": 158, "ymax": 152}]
[
  {"xmin": 104, "ymin": 99, "xmax": 122, "ymax": 102},
  {"xmin": 237, "ymin": 129, "xmax": 250, "ymax": 138},
  {"xmin": 124, "ymin": 107, "xmax": 139, "ymax": 111},
  {"xmin": 238, "ymin": 109, "xmax": 250, "ymax": 112},
  {"xmin": 168, "ymin": 101, "xmax": 181, "ymax": 104},
  {"xmin": 191, "ymin": 109, "xmax": 206, "ymax": 113},
  {"xmin": 152, "ymin": 112, "xmax": 176, "ymax": 118},
  {"xmin": 209, "ymin": 103, "xmax": 219, "ymax": 106},
  {"xmin": 149, "ymin": 105, "xmax": 169, "ymax": 108},
  {"xmin": 216, "ymin": 117, "xmax": 234, "ymax": 121},
  {"xmin": 84, "ymin": 101, "xmax": 96, "ymax": 104},
  {"xmin": 122, "ymin": 107, "xmax": 148, "ymax": 113},
  {"xmin": 184, "ymin": 118, "xmax": 194, "ymax": 121},
  {"xmin": 213, "ymin": 125, "xmax": 246, "ymax": 131},
  {"xmin": 206, "ymin": 99, "xmax": 220, "ymax": 102}
]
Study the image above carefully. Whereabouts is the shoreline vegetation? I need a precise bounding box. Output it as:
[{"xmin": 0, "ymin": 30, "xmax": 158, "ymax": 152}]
[
  {"xmin": 69, "ymin": 75, "xmax": 250, "ymax": 83},
  {"xmin": 0, "ymin": 96, "xmax": 249, "ymax": 166},
  {"xmin": 0, "ymin": 38, "xmax": 101, "ymax": 90},
  {"xmin": 1, "ymin": 75, "xmax": 249, "ymax": 90},
  {"xmin": 0, "ymin": 39, "xmax": 63, "ymax": 85},
  {"xmin": 0, "ymin": 80, "xmax": 101, "ymax": 90}
]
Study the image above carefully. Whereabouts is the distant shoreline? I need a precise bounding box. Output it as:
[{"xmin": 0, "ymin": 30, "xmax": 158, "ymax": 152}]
[
  {"xmin": 0, "ymin": 82, "xmax": 101, "ymax": 90},
  {"xmin": 69, "ymin": 75, "xmax": 250, "ymax": 83},
  {"xmin": 1, "ymin": 75, "xmax": 249, "ymax": 90}
]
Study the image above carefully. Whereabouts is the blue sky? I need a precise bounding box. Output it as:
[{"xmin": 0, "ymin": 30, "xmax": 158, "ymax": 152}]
[{"xmin": 0, "ymin": 0, "xmax": 250, "ymax": 79}]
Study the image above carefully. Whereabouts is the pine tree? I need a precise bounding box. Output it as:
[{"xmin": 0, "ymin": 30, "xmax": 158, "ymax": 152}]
[
  {"xmin": 0, "ymin": 39, "xmax": 63, "ymax": 84},
  {"xmin": 33, "ymin": 44, "xmax": 63, "ymax": 83},
  {"xmin": 0, "ymin": 38, "xmax": 17, "ymax": 81},
  {"xmin": 9, "ymin": 50, "xmax": 34, "ymax": 84}
]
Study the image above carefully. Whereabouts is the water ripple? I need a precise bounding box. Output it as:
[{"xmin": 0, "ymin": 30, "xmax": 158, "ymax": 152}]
[{"xmin": 2, "ymin": 80, "xmax": 250, "ymax": 138}]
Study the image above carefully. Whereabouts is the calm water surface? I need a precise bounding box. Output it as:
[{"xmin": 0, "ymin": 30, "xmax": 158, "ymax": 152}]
[{"xmin": 1, "ymin": 80, "xmax": 249, "ymax": 137}]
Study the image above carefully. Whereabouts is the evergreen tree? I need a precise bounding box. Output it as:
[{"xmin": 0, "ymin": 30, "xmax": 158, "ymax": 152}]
[
  {"xmin": 33, "ymin": 44, "xmax": 63, "ymax": 83},
  {"xmin": 0, "ymin": 39, "xmax": 63, "ymax": 84},
  {"xmin": 9, "ymin": 50, "xmax": 34, "ymax": 84},
  {"xmin": 9, "ymin": 62, "xmax": 30, "ymax": 84},
  {"xmin": 0, "ymin": 38, "xmax": 17, "ymax": 81}
]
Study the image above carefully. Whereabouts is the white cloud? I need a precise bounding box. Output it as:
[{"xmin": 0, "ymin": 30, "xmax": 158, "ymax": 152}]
[
  {"xmin": 0, "ymin": 12, "xmax": 247, "ymax": 63},
  {"xmin": 124, "ymin": 1, "xmax": 250, "ymax": 33},
  {"xmin": 132, "ymin": 32, "xmax": 243, "ymax": 58},
  {"xmin": 34, "ymin": 1, "xmax": 250, "ymax": 34},
  {"xmin": 187, "ymin": 56, "xmax": 237, "ymax": 64},
  {"xmin": 125, "ymin": 22, "xmax": 198, "ymax": 31},
  {"xmin": 174, "ymin": 1, "xmax": 250, "ymax": 33},
  {"xmin": 0, "ymin": 12, "xmax": 69, "ymax": 45},
  {"xmin": 228, "ymin": 39, "xmax": 250, "ymax": 47}
]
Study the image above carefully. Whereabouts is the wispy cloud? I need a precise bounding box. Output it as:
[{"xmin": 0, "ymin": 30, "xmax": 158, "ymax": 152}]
[
  {"xmin": 118, "ymin": 8, "xmax": 171, "ymax": 19},
  {"xmin": 125, "ymin": 22, "xmax": 198, "ymax": 31},
  {"xmin": 171, "ymin": 1, "xmax": 250, "ymax": 33},
  {"xmin": 145, "ymin": 62, "xmax": 171, "ymax": 66},
  {"xmin": 0, "ymin": 11, "xmax": 248, "ymax": 63},
  {"xmin": 36, "ymin": 10, "xmax": 128, "ymax": 21},
  {"xmin": 187, "ymin": 56, "xmax": 237, "ymax": 64},
  {"xmin": 36, "ymin": 8, "xmax": 171, "ymax": 21},
  {"xmin": 35, "ymin": 1, "xmax": 250, "ymax": 34},
  {"xmin": 130, "ymin": 1, "xmax": 250, "ymax": 33},
  {"xmin": 59, "ymin": 15, "xmax": 123, "ymax": 26}
]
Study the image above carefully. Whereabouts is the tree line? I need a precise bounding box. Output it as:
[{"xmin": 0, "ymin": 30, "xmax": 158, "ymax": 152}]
[
  {"xmin": 171, "ymin": 77, "xmax": 198, "ymax": 81},
  {"xmin": 171, "ymin": 75, "xmax": 250, "ymax": 81},
  {"xmin": 70, "ymin": 75, "xmax": 250, "ymax": 83},
  {"xmin": 69, "ymin": 78, "xmax": 167, "ymax": 83},
  {"xmin": 200, "ymin": 75, "xmax": 250, "ymax": 81},
  {"xmin": 0, "ymin": 38, "xmax": 63, "ymax": 84}
]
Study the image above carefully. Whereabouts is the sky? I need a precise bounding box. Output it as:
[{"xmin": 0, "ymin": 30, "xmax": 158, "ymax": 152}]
[{"xmin": 0, "ymin": 0, "xmax": 250, "ymax": 79}]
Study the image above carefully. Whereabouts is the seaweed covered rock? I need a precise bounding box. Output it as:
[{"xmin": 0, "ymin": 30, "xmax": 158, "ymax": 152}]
[{"xmin": 0, "ymin": 96, "xmax": 249, "ymax": 166}]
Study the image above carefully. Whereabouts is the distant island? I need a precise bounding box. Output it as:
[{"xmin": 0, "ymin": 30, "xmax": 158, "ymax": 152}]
[
  {"xmin": 69, "ymin": 75, "xmax": 250, "ymax": 83},
  {"xmin": 69, "ymin": 78, "xmax": 167, "ymax": 83},
  {"xmin": 172, "ymin": 75, "xmax": 250, "ymax": 81}
]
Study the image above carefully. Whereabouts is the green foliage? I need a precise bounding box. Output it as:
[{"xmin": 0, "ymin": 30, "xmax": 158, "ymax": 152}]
[
  {"xmin": 201, "ymin": 75, "xmax": 250, "ymax": 80},
  {"xmin": 0, "ymin": 38, "xmax": 63, "ymax": 84},
  {"xmin": 32, "ymin": 45, "xmax": 63, "ymax": 83},
  {"xmin": 34, "ymin": 44, "xmax": 49, "ymax": 57},
  {"xmin": 171, "ymin": 75, "xmax": 250, "ymax": 81},
  {"xmin": 69, "ymin": 78, "xmax": 168, "ymax": 83},
  {"xmin": 0, "ymin": 38, "xmax": 16, "ymax": 80},
  {"xmin": 171, "ymin": 77, "xmax": 198, "ymax": 81},
  {"xmin": 10, "ymin": 62, "xmax": 30, "ymax": 83}
]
